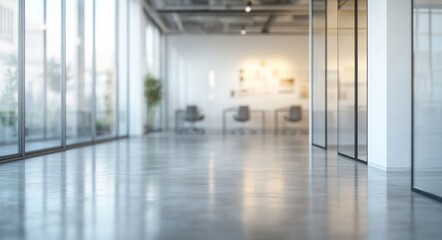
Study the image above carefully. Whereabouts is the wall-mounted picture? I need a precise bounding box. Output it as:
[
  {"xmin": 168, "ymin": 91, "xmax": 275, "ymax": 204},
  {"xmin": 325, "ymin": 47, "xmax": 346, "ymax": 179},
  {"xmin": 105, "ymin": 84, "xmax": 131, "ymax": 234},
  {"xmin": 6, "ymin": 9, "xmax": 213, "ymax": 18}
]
[
  {"xmin": 299, "ymin": 84, "xmax": 309, "ymax": 99},
  {"xmin": 278, "ymin": 78, "xmax": 295, "ymax": 94},
  {"xmin": 230, "ymin": 60, "xmax": 298, "ymax": 98}
]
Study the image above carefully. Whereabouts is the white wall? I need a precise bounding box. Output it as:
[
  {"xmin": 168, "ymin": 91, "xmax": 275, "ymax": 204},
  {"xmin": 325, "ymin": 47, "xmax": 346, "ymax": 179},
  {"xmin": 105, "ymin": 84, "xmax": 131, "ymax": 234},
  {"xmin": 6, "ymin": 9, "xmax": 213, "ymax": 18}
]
[
  {"xmin": 166, "ymin": 35, "xmax": 309, "ymax": 131},
  {"xmin": 368, "ymin": 0, "xmax": 412, "ymax": 171}
]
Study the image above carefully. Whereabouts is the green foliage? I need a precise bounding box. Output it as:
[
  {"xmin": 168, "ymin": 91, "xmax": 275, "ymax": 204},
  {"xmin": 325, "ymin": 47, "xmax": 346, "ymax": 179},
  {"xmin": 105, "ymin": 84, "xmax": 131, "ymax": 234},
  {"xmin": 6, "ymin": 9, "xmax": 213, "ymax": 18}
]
[
  {"xmin": 46, "ymin": 57, "xmax": 73, "ymax": 92},
  {"xmin": 47, "ymin": 57, "xmax": 62, "ymax": 92},
  {"xmin": 1, "ymin": 54, "xmax": 18, "ymax": 127},
  {"xmin": 0, "ymin": 111, "xmax": 17, "ymax": 127},
  {"xmin": 144, "ymin": 74, "xmax": 162, "ymax": 130},
  {"xmin": 104, "ymin": 70, "xmax": 114, "ymax": 121},
  {"xmin": 1, "ymin": 54, "xmax": 18, "ymax": 109},
  {"xmin": 144, "ymin": 74, "xmax": 162, "ymax": 107}
]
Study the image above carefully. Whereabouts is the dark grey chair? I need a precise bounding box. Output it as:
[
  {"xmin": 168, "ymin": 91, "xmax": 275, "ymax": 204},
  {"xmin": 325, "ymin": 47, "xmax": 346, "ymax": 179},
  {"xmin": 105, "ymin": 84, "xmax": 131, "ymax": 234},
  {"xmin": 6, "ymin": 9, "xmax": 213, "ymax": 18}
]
[
  {"xmin": 285, "ymin": 106, "xmax": 302, "ymax": 122},
  {"xmin": 234, "ymin": 106, "xmax": 250, "ymax": 122},
  {"xmin": 180, "ymin": 105, "xmax": 205, "ymax": 134},
  {"xmin": 232, "ymin": 106, "xmax": 256, "ymax": 134},
  {"xmin": 282, "ymin": 106, "xmax": 303, "ymax": 134}
]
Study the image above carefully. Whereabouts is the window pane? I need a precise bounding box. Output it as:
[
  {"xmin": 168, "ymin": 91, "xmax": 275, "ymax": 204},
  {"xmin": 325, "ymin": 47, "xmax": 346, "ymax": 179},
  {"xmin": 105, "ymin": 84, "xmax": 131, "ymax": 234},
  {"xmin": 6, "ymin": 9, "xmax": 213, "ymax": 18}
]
[
  {"xmin": 66, "ymin": 0, "xmax": 94, "ymax": 145},
  {"xmin": 25, "ymin": 0, "xmax": 62, "ymax": 152},
  {"xmin": 144, "ymin": 21, "xmax": 162, "ymax": 131},
  {"xmin": 312, "ymin": 0, "xmax": 327, "ymax": 148},
  {"xmin": 95, "ymin": 0, "xmax": 116, "ymax": 138},
  {"xmin": 413, "ymin": 4, "xmax": 442, "ymax": 199},
  {"xmin": 0, "ymin": 0, "xmax": 19, "ymax": 157},
  {"xmin": 327, "ymin": 0, "xmax": 338, "ymax": 147},
  {"xmin": 338, "ymin": 0, "xmax": 355, "ymax": 157},
  {"xmin": 357, "ymin": 0, "xmax": 368, "ymax": 162},
  {"xmin": 118, "ymin": 0, "xmax": 128, "ymax": 136}
]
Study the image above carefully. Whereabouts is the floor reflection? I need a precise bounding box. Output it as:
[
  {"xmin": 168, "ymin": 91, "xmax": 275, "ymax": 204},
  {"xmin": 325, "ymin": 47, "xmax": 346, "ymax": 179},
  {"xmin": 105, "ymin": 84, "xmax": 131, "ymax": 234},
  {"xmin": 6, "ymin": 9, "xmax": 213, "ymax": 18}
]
[{"xmin": 0, "ymin": 134, "xmax": 440, "ymax": 240}]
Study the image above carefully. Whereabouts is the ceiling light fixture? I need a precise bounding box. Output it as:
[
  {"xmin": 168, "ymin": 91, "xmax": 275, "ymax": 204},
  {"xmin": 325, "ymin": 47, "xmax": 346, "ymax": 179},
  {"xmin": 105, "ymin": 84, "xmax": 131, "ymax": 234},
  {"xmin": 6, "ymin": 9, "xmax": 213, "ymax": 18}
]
[
  {"xmin": 241, "ymin": 26, "xmax": 247, "ymax": 35},
  {"xmin": 245, "ymin": 1, "xmax": 252, "ymax": 13}
]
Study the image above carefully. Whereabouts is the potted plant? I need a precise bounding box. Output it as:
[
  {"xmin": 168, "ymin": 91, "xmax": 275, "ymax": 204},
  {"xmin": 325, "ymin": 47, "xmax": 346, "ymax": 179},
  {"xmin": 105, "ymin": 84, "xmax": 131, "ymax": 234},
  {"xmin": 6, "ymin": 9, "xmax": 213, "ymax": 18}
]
[{"xmin": 144, "ymin": 74, "xmax": 162, "ymax": 133}]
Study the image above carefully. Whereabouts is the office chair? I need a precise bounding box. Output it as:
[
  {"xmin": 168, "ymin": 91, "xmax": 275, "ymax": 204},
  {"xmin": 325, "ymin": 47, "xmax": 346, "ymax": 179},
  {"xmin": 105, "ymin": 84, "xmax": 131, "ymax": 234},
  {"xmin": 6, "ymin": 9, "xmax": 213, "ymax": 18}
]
[
  {"xmin": 180, "ymin": 105, "xmax": 205, "ymax": 134},
  {"xmin": 282, "ymin": 106, "xmax": 303, "ymax": 134},
  {"xmin": 232, "ymin": 106, "xmax": 256, "ymax": 134}
]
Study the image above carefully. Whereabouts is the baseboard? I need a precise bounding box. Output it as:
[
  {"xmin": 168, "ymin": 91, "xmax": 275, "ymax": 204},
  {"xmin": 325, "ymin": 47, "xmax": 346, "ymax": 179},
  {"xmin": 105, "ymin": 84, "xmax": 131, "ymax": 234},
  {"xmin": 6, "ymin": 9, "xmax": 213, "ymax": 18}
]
[{"xmin": 368, "ymin": 162, "xmax": 410, "ymax": 172}]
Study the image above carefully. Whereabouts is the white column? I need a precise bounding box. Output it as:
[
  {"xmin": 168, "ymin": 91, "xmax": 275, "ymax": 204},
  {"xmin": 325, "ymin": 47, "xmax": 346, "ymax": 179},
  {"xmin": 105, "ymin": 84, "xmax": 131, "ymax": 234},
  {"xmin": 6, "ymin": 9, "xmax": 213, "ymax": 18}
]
[{"xmin": 367, "ymin": 0, "xmax": 412, "ymax": 171}]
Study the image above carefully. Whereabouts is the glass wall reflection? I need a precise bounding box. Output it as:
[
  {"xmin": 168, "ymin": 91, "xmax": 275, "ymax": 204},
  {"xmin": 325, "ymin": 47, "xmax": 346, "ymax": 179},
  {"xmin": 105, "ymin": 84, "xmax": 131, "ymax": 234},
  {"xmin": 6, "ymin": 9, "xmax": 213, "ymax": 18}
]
[
  {"xmin": 66, "ymin": 0, "xmax": 94, "ymax": 145},
  {"xmin": 336, "ymin": 0, "xmax": 367, "ymax": 162},
  {"xmin": 327, "ymin": 0, "xmax": 338, "ymax": 147},
  {"xmin": 357, "ymin": 0, "xmax": 367, "ymax": 162},
  {"xmin": 0, "ymin": 0, "xmax": 19, "ymax": 157},
  {"xmin": 25, "ymin": 0, "xmax": 63, "ymax": 152},
  {"xmin": 413, "ymin": 2, "xmax": 442, "ymax": 199},
  {"xmin": 118, "ymin": 0, "xmax": 129, "ymax": 137},
  {"xmin": 95, "ymin": 0, "xmax": 117, "ymax": 138},
  {"xmin": 312, "ymin": 0, "xmax": 327, "ymax": 148},
  {"xmin": 0, "ymin": 0, "xmax": 135, "ymax": 161},
  {"xmin": 338, "ymin": 0, "xmax": 356, "ymax": 158},
  {"xmin": 145, "ymin": 21, "xmax": 163, "ymax": 131}
]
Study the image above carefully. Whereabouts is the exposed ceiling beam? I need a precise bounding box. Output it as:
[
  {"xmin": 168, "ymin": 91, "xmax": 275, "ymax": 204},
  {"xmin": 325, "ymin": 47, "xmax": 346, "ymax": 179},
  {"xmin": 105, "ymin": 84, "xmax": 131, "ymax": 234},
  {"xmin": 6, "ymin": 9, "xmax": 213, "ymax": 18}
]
[
  {"xmin": 150, "ymin": 0, "xmax": 163, "ymax": 8},
  {"xmin": 172, "ymin": 13, "xmax": 184, "ymax": 32},
  {"xmin": 166, "ymin": 31, "xmax": 308, "ymax": 36},
  {"xmin": 262, "ymin": 15, "xmax": 277, "ymax": 33},
  {"xmin": 143, "ymin": 0, "xmax": 169, "ymax": 33},
  {"xmin": 162, "ymin": 12, "xmax": 308, "ymax": 18},
  {"xmin": 156, "ymin": 5, "xmax": 309, "ymax": 14}
]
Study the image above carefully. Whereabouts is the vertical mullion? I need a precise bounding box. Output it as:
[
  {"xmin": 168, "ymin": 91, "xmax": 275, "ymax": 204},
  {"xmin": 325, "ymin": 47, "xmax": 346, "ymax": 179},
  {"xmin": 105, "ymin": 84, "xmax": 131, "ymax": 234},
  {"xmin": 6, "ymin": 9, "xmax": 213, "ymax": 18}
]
[
  {"xmin": 355, "ymin": 0, "xmax": 359, "ymax": 160},
  {"xmin": 61, "ymin": 0, "xmax": 66, "ymax": 148},
  {"xmin": 92, "ymin": 0, "xmax": 96, "ymax": 142},
  {"xmin": 411, "ymin": 0, "xmax": 414, "ymax": 189},
  {"xmin": 116, "ymin": 0, "xmax": 120, "ymax": 137},
  {"xmin": 43, "ymin": 0, "xmax": 47, "ymax": 141},
  {"xmin": 127, "ymin": 0, "xmax": 130, "ymax": 136},
  {"xmin": 311, "ymin": 0, "xmax": 315, "ymax": 146},
  {"xmin": 19, "ymin": 0, "xmax": 26, "ymax": 156},
  {"xmin": 325, "ymin": 0, "xmax": 328, "ymax": 148}
]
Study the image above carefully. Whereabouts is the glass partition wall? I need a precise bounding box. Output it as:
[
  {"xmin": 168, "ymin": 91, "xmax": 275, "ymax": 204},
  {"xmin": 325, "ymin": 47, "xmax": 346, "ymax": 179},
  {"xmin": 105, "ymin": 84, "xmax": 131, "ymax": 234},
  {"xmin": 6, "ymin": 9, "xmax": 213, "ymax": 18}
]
[
  {"xmin": 357, "ymin": 0, "xmax": 367, "ymax": 162},
  {"xmin": 337, "ymin": 0, "xmax": 367, "ymax": 162},
  {"xmin": 337, "ymin": 0, "xmax": 355, "ymax": 158},
  {"xmin": 413, "ymin": 1, "xmax": 442, "ymax": 201},
  {"xmin": 0, "ymin": 0, "xmax": 133, "ymax": 162},
  {"xmin": 327, "ymin": 0, "xmax": 338, "ymax": 148},
  {"xmin": 0, "ymin": 0, "xmax": 20, "ymax": 158},
  {"xmin": 312, "ymin": 0, "xmax": 327, "ymax": 148}
]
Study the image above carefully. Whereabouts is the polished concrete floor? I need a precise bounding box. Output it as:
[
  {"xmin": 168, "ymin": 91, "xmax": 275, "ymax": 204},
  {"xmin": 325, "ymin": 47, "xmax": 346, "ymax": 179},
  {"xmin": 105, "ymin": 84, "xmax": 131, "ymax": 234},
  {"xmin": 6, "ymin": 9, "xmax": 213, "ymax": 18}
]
[{"xmin": 0, "ymin": 133, "xmax": 441, "ymax": 240}]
